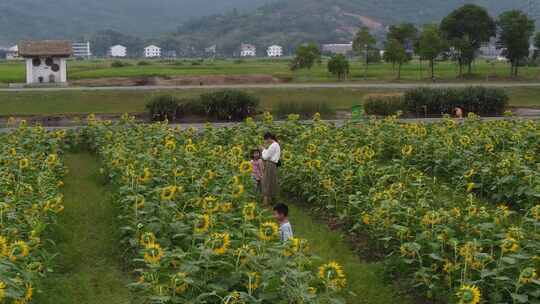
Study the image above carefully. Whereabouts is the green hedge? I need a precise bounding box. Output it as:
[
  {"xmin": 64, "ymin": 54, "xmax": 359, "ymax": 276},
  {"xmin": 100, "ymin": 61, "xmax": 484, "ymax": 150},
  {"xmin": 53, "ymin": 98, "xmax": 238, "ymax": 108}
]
[
  {"xmin": 363, "ymin": 94, "xmax": 405, "ymax": 116},
  {"xmin": 404, "ymin": 87, "xmax": 509, "ymax": 116},
  {"xmin": 198, "ymin": 90, "xmax": 259, "ymax": 120},
  {"xmin": 146, "ymin": 90, "xmax": 259, "ymax": 122}
]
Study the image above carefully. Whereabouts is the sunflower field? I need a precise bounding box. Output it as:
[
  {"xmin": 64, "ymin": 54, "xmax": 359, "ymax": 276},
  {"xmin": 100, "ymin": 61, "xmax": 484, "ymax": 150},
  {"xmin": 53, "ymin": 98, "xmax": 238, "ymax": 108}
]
[
  {"xmin": 275, "ymin": 114, "xmax": 540, "ymax": 303},
  {"xmin": 82, "ymin": 116, "xmax": 347, "ymax": 304},
  {"xmin": 0, "ymin": 123, "xmax": 66, "ymax": 303}
]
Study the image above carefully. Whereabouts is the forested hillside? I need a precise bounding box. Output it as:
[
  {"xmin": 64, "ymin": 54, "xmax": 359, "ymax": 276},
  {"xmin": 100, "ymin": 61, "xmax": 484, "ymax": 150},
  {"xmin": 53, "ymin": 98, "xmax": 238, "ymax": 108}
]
[
  {"xmin": 0, "ymin": 0, "xmax": 527, "ymax": 53},
  {"xmin": 0, "ymin": 0, "xmax": 273, "ymax": 44},
  {"xmin": 169, "ymin": 0, "xmax": 522, "ymax": 55}
]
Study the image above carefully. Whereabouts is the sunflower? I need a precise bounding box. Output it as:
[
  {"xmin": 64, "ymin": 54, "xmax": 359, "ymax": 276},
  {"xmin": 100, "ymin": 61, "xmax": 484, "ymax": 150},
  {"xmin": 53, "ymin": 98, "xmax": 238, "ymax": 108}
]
[
  {"xmin": 24, "ymin": 283, "xmax": 33, "ymax": 302},
  {"xmin": 138, "ymin": 168, "xmax": 152, "ymax": 183},
  {"xmin": 224, "ymin": 291, "xmax": 245, "ymax": 304},
  {"xmin": 306, "ymin": 143, "xmax": 317, "ymax": 154},
  {"xmin": 45, "ymin": 154, "xmax": 58, "ymax": 166},
  {"xmin": 318, "ymin": 261, "xmax": 347, "ymax": 290},
  {"xmin": 322, "ymin": 178, "xmax": 334, "ymax": 191},
  {"xmin": 459, "ymin": 136, "xmax": 471, "ymax": 146},
  {"xmin": 531, "ymin": 205, "xmax": 540, "ymax": 221},
  {"xmin": 361, "ymin": 212, "xmax": 370, "ymax": 225},
  {"xmin": 185, "ymin": 143, "xmax": 197, "ymax": 153},
  {"xmin": 284, "ymin": 237, "xmax": 309, "ymax": 257},
  {"xmin": 456, "ymin": 285, "xmax": 481, "ymax": 304},
  {"xmin": 464, "ymin": 169, "xmax": 475, "ymax": 179},
  {"xmin": 0, "ymin": 236, "xmax": 8, "ymax": 256},
  {"xmin": 140, "ymin": 232, "xmax": 157, "ymax": 248},
  {"xmin": 160, "ymin": 186, "xmax": 177, "ymax": 201},
  {"xmin": 401, "ymin": 145, "xmax": 413, "ymax": 157},
  {"xmin": 194, "ymin": 214, "xmax": 211, "ymax": 234},
  {"xmin": 220, "ymin": 202, "xmax": 233, "ymax": 213},
  {"xmin": 9, "ymin": 240, "xmax": 29, "ymax": 261},
  {"xmin": 19, "ymin": 158, "xmax": 29, "ymax": 169},
  {"xmin": 165, "ymin": 139, "xmax": 176, "ymax": 150},
  {"xmin": 238, "ymin": 161, "xmax": 252, "ymax": 174},
  {"xmin": 258, "ymin": 222, "xmax": 279, "ymax": 241},
  {"xmin": 0, "ymin": 281, "xmax": 5, "ymax": 302},
  {"xmin": 170, "ymin": 272, "xmax": 189, "ymax": 295},
  {"xmin": 211, "ymin": 233, "xmax": 230, "ymax": 255},
  {"xmin": 144, "ymin": 242, "xmax": 164, "ymax": 264},
  {"xmin": 242, "ymin": 203, "xmax": 257, "ymax": 221},
  {"xmin": 500, "ymin": 237, "xmax": 519, "ymax": 253},
  {"xmin": 202, "ymin": 196, "xmax": 220, "ymax": 213},
  {"xmin": 245, "ymin": 272, "xmax": 261, "ymax": 291},
  {"xmin": 232, "ymin": 184, "xmax": 245, "ymax": 198},
  {"xmin": 484, "ymin": 143, "xmax": 494, "ymax": 153},
  {"xmin": 518, "ymin": 267, "xmax": 537, "ymax": 284}
]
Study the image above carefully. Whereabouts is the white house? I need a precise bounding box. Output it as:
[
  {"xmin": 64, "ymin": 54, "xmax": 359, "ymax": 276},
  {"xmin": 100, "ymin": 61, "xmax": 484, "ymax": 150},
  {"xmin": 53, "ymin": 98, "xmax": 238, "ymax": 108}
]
[
  {"xmin": 109, "ymin": 45, "xmax": 127, "ymax": 58},
  {"xmin": 144, "ymin": 45, "xmax": 161, "ymax": 58},
  {"xmin": 267, "ymin": 45, "xmax": 283, "ymax": 57},
  {"xmin": 18, "ymin": 40, "xmax": 72, "ymax": 85},
  {"xmin": 72, "ymin": 41, "xmax": 92, "ymax": 58},
  {"xmin": 322, "ymin": 43, "xmax": 353, "ymax": 55},
  {"xmin": 240, "ymin": 44, "xmax": 256, "ymax": 57},
  {"xmin": 5, "ymin": 45, "xmax": 19, "ymax": 60}
]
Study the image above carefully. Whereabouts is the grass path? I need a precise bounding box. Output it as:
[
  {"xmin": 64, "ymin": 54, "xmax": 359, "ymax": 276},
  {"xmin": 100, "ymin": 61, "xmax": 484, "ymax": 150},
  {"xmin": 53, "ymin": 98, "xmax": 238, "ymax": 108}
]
[
  {"xmin": 288, "ymin": 204, "xmax": 413, "ymax": 304},
  {"xmin": 35, "ymin": 153, "xmax": 133, "ymax": 304}
]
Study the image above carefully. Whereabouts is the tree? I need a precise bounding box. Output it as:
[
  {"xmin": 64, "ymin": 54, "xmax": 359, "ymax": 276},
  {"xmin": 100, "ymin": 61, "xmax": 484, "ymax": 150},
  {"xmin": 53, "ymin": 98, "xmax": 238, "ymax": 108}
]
[
  {"xmin": 534, "ymin": 32, "xmax": 540, "ymax": 60},
  {"xmin": 497, "ymin": 10, "xmax": 535, "ymax": 77},
  {"xmin": 417, "ymin": 24, "xmax": 448, "ymax": 80},
  {"xmin": 388, "ymin": 23, "xmax": 418, "ymax": 53},
  {"xmin": 290, "ymin": 43, "xmax": 321, "ymax": 71},
  {"xmin": 441, "ymin": 4, "xmax": 496, "ymax": 76},
  {"xmin": 353, "ymin": 27, "xmax": 377, "ymax": 77},
  {"xmin": 327, "ymin": 54, "xmax": 350, "ymax": 80},
  {"xmin": 383, "ymin": 39, "xmax": 409, "ymax": 79}
]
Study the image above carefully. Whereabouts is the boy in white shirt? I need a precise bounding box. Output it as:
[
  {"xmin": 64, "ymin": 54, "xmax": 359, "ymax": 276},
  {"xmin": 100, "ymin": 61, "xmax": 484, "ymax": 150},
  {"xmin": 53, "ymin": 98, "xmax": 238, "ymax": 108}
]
[{"xmin": 273, "ymin": 203, "xmax": 293, "ymax": 242}]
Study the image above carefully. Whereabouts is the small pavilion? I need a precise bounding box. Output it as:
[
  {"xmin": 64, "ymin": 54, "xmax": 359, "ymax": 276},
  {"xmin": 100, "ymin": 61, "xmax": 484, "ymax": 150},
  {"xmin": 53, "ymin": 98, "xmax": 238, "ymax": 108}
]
[{"xmin": 18, "ymin": 40, "xmax": 72, "ymax": 85}]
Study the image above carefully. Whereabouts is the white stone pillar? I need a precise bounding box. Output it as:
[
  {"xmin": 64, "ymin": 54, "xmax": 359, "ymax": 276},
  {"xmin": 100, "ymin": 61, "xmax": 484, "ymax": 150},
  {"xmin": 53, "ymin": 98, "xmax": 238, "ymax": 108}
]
[
  {"xmin": 60, "ymin": 58, "xmax": 67, "ymax": 83},
  {"xmin": 25, "ymin": 59, "xmax": 33, "ymax": 84}
]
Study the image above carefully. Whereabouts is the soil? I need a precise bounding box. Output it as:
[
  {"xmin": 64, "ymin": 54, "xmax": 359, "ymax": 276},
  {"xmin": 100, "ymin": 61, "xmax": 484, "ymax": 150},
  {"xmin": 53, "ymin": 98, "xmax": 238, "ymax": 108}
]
[{"xmin": 70, "ymin": 74, "xmax": 284, "ymax": 87}]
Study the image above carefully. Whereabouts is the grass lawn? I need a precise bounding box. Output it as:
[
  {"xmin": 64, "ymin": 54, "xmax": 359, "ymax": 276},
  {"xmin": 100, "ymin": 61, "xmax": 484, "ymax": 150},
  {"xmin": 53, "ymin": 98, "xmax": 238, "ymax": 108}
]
[
  {"xmin": 1, "ymin": 57, "xmax": 540, "ymax": 84},
  {"xmin": 0, "ymin": 88, "xmax": 389, "ymax": 115},
  {"xmin": 35, "ymin": 153, "xmax": 135, "ymax": 304},
  {"xmin": 288, "ymin": 203, "xmax": 412, "ymax": 304},
  {"xmin": 0, "ymin": 86, "xmax": 537, "ymax": 116}
]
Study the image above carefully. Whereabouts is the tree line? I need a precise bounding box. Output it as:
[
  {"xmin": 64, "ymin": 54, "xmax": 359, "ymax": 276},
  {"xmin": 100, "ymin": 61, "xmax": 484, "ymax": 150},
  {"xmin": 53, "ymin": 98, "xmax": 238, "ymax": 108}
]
[{"xmin": 291, "ymin": 4, "xmax": 538, "ymax": 80}]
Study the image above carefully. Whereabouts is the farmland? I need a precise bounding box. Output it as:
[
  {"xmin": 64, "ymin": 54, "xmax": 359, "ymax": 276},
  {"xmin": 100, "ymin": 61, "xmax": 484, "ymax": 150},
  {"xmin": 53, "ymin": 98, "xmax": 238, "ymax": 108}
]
[
  {"xmin": 0, "ymin": 113, "xmax": 538, "ymax": 303},
  {"xmin": 1, "ymin": 58, "xmax": 540, "ymax": 85},
  {"xmin": 0, "ymin": 87, "xmax": 539, "ymax": 118}
]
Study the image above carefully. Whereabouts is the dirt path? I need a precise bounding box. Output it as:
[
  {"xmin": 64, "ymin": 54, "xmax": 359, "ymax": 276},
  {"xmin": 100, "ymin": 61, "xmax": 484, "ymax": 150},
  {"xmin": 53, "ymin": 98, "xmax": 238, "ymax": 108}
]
[
  {"xmin": 35, "ymin": 153, "xmax": 133, "ymax": 304},
  {"xmin": 3, "ymin": 81, "xmax": 540, "ymax": 92},
  {"xmin": 288, "ymin": 203, "xmax": 413, "ymax": 304}
]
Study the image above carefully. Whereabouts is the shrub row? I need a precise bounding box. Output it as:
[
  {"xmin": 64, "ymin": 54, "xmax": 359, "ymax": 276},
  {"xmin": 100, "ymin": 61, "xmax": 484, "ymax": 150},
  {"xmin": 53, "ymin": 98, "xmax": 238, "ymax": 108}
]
[
  {"xmin": 146, "ymin": 90, "xmax": 259, "ymax": 122},
  {"xmin": 364, "ymin": 87, "xmax": 509, "ymax": 117}
]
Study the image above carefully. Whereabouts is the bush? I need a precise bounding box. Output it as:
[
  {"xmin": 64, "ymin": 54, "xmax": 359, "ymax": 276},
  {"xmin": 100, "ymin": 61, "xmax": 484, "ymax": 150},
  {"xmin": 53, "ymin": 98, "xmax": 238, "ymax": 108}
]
[
  {"xmin": 146, "ymin": 95, "xmax": 179, "ymax": 122},
  {"xmin": 404, "ymin": 87, "xmax": 509, "ymax": 116},
  {"xmin": 111, "ymin": 61, "xmax": 130, "ymax": 68},
  {"xmin": 137, "ymin": 61, "xmax": 152, "ymax": 66},
  {"xmin": 198, "ymin": 90, "xmax": 259, "ymax": 121},
  {"xmin": 363, "ymin": 94, "xmax": 406, "ymax": 116},
  {"xmin": 275, "ymin": 101, "xmax": 335, "ymax": 119}
]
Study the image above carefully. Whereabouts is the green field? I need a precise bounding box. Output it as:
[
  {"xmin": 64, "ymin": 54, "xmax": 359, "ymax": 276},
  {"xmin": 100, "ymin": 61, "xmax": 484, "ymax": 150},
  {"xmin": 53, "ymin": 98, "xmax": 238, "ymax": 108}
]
[
  {"xmin": 1, "ymin": 57, "xmax": 540, "ymax": 84},
  {"xmin": 0, "ymin": 87, "xmax": 537, "ymax": 116}
]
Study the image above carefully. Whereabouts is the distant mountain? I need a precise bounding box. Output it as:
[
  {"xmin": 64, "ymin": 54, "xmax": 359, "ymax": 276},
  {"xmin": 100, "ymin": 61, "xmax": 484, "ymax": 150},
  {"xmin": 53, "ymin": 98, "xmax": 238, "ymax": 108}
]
[
  {"xmin": 0, "ymin": 0, "xmax": 274, "ymax": 44},
  {"xmin": 170, "ymin": 0, "xmax": 525, "ymax": 55},
  {"xmin": 0, "ymin": 0, "xmax": 528, "ymax": 53}
]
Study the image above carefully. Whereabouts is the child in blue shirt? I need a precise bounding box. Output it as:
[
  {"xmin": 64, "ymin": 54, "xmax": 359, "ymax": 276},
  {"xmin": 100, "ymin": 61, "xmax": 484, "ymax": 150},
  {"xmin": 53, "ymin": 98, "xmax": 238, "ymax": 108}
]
[{"xmin": 273, "ymin": 203, "xmax": 293, "ymax": 242}]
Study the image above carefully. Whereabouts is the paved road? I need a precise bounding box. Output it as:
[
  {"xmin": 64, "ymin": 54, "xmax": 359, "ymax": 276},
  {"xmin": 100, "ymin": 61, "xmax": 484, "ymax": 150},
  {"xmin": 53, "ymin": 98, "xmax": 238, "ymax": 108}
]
[{"xmin": 2, "ymin": 82, "xmax": 540, "ymax": 92}]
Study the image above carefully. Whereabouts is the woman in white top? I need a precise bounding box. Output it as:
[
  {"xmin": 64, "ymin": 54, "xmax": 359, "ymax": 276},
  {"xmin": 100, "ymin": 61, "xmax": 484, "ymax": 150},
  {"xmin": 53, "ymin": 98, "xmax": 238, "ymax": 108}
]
[{"xmin": 260, "ymin": 132, "xmax": 281, "ymax": 204}]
